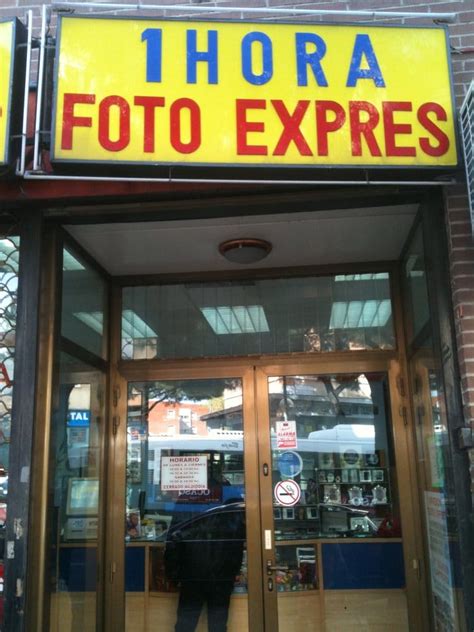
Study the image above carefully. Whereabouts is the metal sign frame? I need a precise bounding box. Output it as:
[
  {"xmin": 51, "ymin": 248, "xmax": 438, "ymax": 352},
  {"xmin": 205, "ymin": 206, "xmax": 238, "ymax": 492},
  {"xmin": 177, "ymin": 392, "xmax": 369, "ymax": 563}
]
[
  {"xmin": 0, "ymin": 17, "xmax": 27, "ymax": 171},
  {"xmin": 28, "ymin": 7, "xmax": 462, "ymax": 186}
]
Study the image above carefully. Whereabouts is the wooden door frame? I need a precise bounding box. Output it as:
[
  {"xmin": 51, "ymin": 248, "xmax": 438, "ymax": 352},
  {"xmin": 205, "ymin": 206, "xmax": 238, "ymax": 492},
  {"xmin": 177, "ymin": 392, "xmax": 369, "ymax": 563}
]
[
  {"xmin": 103, "ymin": 350, "xmax": 428, "ymax": 632},
  {"xmin": 254, "ymin": 356, "xmax": 426, "ymax": 632},
  {"xmin": 105, "ymin": 360, "xmax": 263, "ymax": 632},
  {"xmin": 29, "ymin": 250, "xmax": 431, "ymax": 632}
]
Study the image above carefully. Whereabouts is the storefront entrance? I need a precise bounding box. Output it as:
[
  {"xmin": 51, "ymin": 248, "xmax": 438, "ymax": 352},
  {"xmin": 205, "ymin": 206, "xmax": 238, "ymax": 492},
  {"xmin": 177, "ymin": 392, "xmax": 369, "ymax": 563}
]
[
  {"xmin": 115, "ymin": 359, "xmax": 419, "ymax": 632},
  {"xmin": 49, "ymin": 358, "xmax": 423, "ymax": 632},
  {"xmin": 35, "ymin": 205, "xmax": 455, "ymax": 632}
]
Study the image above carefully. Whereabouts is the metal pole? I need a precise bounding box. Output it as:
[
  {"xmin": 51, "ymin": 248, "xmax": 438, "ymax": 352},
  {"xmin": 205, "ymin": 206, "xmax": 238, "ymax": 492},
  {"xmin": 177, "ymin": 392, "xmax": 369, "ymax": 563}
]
[
  {"xmin": 51, "ymin": 2, "xmax": 457, "ymax": 23},
  {"xmin": 33, "ymin": 5, "xmax": 48, "ymax": 172},
  {"xmin": 17, "ymin": 10, "xmax": 33, "ymax": 177},
  {"xmin": 22, "ymin": 171, "xmax": 457, "ymax": 186}
]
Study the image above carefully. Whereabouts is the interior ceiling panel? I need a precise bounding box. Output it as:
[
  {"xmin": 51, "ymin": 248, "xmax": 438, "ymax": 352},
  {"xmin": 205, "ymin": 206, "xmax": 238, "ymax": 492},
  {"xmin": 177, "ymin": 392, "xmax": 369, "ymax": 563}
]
[{"xmin": 65, "ymin": 204, "xmax": 418, "ymax": 275}]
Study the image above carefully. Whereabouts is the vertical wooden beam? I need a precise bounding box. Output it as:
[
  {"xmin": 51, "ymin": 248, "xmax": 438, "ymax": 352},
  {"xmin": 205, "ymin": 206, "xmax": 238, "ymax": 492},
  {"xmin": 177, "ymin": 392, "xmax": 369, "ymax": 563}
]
[
  {"xmin": 4, "ymin": 210, "xmax": 43, "ymax": 632},
  {"xmin": 25, "ymin": 224, "xmax": 60, "ymax": 632}
]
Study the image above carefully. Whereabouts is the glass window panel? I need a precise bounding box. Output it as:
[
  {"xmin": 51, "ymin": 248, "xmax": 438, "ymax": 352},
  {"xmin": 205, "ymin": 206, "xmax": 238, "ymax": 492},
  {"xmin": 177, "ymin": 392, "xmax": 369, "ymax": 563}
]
[
  {"xmin": 420, "ymin": 368, "xmax": 464, "ymax": 630},
  {"xmin": 269, "ymin": 373, "xmax": 409, "ymax": 630},
  {"xmin": 269, "ymin": 373, "xmax": 400, "ymax": 542},
  {"xmin": 403, "ymin": 223, "xmax": 464, "ymax": 630},
  {"xmin": 126, "ymin": 378, "xmax": 248, "ymax": 632},
  {"xmin": 47, "ymin": 353, "xmax": 104, "ymax": 632},
  {"xmin": 62, "ymin": 248, "xmax": 106, "ymax": 358},
  {"xmin": 122, "ymin": 274, "xmax": 395, "ymax": 360},
  {"xmin": 0, "ymin": 236, "xmax": 19, "ymax": 628},
  {"xmin": 404, "ymin": 225, "xmax": 430, "ymax": 342}
]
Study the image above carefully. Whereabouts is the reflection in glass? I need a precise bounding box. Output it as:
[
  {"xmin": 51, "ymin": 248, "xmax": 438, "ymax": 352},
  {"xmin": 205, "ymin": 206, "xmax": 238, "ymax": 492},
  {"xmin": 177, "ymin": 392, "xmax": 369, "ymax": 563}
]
[
  {"xmin": 412, "ymin": 360, "xmax": 463, "ymax": 631},
  {"xmin": 47, "ymin": 354, "xmax": 104, "ymax": 632},
  {"xmin": 122, "ymin": 273, "xmax": 394, "ymax": 360},
  {"xmin": 62, "ymin": 248, "xmax": 106, "ymax": 358},
  {"xmin": 270, "ymin": 373, "xmax": 409, "ymax": 631},
  {"xmin": 404, "ymin": 226, "xmax": 430, "ymax": 341},
  {"xmin": 0, "ymin": 236, "xmax": 19, "ymax": 627},
  {"xmin": 403, "ymin": 221, "xmax": 464, "ymax": 631},
  {"xmin": 269, "ymin": 374, "xmax": 400, "ymax": 542},
  {"xmin": 126, "ymin": 379, "xmax": 248, "ymax": 632}
]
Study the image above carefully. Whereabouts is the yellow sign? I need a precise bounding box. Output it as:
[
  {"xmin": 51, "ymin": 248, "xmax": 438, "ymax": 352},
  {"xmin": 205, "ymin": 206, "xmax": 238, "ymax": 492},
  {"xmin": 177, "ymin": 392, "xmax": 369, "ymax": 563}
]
[
  {"xmin": 0, "ymin": 21, "xmax": 15, "ymax": 165},
  {"xmin": 52, "ymin": 17, "xmax": 458, "ymax": 169}
]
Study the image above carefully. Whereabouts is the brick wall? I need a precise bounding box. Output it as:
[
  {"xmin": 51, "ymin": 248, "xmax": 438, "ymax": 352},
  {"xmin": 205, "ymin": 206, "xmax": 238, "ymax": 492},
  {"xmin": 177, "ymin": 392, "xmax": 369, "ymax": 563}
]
[{"xmin": 1, "ymin": 0, "xmax": 473, "ymax": 487}]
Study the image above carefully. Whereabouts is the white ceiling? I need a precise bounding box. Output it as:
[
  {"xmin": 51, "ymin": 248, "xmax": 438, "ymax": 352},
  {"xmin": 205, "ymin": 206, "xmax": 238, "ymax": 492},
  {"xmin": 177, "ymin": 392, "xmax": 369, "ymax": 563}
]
[{"xmin": 66, "ymin": 204, "xmax": 418, "ymax": 275}]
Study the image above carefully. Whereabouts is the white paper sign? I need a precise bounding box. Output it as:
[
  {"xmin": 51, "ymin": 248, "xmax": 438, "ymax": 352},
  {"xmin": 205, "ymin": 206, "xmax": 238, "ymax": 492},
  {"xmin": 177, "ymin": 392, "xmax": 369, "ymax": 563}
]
[
  {"xmin": 161, "ymin": 455, "xmax": 208, "ymax": 491},
  {"xmin": 153, "ymin": 448, "xmax": 161, "ymax": 486},
  {"xmin": 276, "ymin": 420, "xmax": 297, "ymax": 449},
  {"xmin": 424, "ymin": 491, "xmax": 457, "ymax": 630}
]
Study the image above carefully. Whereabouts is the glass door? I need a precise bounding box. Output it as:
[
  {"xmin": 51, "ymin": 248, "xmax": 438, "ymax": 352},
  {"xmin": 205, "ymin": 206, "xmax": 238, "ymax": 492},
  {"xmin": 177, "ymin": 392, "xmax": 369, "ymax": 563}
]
[
  {"xmin": 109, "ymin": 360, "xmax": 423, "ymax": 631},
  {"xmin": 116, "ymin": 367, "xmax": 263, "ymax": 632},
  {"xmin": 255, "ymin": 364, "xmax": 422, "ymax": 632}
]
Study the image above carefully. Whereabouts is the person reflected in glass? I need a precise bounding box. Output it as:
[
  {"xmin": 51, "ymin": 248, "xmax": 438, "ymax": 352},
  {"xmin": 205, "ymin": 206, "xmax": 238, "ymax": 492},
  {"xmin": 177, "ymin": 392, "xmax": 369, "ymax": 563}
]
[{"xmin": 165, "ymin": 498, "xmax": 245, "ymax": 632}]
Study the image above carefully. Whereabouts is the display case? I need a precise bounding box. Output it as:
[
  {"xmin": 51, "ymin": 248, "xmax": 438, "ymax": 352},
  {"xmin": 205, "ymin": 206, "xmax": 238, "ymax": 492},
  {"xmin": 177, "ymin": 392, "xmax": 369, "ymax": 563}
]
[{"xmin": 273, "ymin": 449, "xmax": 397, "ymax": 541}]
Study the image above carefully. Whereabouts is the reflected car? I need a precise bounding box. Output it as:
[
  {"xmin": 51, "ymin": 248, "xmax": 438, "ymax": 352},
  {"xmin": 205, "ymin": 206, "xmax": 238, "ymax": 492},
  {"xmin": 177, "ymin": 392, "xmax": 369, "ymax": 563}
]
[
  {"xmin": 160, "ymin": 499, "xmax": 379, "ymax": 548},
  {"xmin": 160, "ymin": 501, "xmax": 246, "ymax": 544},
  {"xmin": 163, "ymin": 501, "xmax": 246, "ymax": 583},
  {"xmin": 0, "ymin": 476, "xmax": 7, "ymax": 500}
]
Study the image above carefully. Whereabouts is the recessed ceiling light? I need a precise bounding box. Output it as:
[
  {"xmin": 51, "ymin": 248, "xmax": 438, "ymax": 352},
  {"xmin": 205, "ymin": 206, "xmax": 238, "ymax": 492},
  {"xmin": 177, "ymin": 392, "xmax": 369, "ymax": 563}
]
[
  {"xmin": 201, "ymin": 305, "xmax": 270, "ymax": 335},
  {"xmin": 219, "ymin": 238, "xmax": 272, "ymax": 264}
]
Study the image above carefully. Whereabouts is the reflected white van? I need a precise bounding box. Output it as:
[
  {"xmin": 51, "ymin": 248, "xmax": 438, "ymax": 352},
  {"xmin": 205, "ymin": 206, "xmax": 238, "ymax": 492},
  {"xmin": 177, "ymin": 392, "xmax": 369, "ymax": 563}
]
[{"xmin": 306, "ymin": 424, "xmax": 375, "ymax": 454}]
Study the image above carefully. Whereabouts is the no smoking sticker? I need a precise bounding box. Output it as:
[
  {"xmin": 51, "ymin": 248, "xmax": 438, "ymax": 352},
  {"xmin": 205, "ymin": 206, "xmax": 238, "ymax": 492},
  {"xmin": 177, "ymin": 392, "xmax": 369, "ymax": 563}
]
[{"xmin": 274, "ymin": 479, "xmax": 301, "ymax": 507}]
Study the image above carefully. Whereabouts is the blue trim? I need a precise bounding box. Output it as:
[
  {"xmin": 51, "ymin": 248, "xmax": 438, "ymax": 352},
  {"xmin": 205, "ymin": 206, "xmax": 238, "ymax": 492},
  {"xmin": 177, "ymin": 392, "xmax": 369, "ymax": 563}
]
[
  {"xmin": 125, "ymin": 546, "xmax": 146, "ymax": 591},
  {"xmin": 322, "ymin": 542, "xmax": 405, "ymax": 589}
]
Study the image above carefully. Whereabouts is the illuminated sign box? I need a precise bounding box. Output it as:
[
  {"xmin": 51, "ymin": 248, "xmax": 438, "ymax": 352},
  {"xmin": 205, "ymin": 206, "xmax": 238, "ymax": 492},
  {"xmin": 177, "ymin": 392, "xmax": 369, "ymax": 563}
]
[
  {"xmin": 0, "ymin": 19, "xmax": 26, "ymax": 169},
  {"xmin": 51, "ymin": 17, "xmax": 458, "ymax": 173}
]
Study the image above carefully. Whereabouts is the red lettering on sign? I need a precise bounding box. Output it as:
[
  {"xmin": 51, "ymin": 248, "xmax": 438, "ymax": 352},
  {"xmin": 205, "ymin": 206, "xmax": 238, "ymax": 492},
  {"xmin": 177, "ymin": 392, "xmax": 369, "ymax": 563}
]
[
  {"xmin": 417, "ymin": 102, "xmax": 450, "ymax": 157},
  {"xmin": 236, "ymin": 99, "xmax": 268, "ymax": 155},
  {"xmin": 98, "ymin": 95, "xmax": 130, "ymax": 152},
  {"xmin": 271, "ymin": 99, "xmax": 312, "ymax": 156},
  {"xmin": 61, "ymin": 93, "xmax": 95, "ymax": 150},
  {"xmin": 315, "ymin": 100, "xmax": 346, "ymax": 156},
  {"xmin": 382, "ymin": 101, "xmax": 416, "ymax": 157},
  {"xmin": 170, "ymin": 98, "xmax": 201, "ymax": 154},
  {"xmin": 134, "ymin": 96, "xmax": 165, "ymax": 153},
  {"xmin": 349, "ymin": 100, "xmax": 381, "ymax": 157},
  {"xmin": 58, "ymin": 93, "xmax": 452, "ymax": 163}
]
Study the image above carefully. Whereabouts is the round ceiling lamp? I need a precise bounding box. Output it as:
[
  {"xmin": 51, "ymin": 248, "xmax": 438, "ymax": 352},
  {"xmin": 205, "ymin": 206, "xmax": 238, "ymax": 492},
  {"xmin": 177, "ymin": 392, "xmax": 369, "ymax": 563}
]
[{"xmin": 219, "ymin": 238, "xmax": 272, "ymax": 264}]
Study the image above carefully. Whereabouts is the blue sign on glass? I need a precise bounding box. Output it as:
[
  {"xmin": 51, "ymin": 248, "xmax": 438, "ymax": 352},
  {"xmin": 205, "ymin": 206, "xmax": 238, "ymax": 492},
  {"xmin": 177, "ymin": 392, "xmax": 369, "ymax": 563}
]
[
  {"xmin": 278, "ymin": 451, "xmax": 303, "ymax": 478},
  {"xmin": 67, "ymin": 410, "xmax": 91, "ymax": 427}
]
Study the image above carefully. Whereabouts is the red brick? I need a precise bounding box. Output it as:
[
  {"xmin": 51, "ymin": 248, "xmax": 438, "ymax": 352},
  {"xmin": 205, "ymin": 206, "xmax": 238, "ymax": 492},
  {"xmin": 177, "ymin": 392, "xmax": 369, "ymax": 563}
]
[
  {"xmin": 451, "ymin": 249, "xmax": 474, "ymax": 262},
  {"xmin": 448, "ymin": 214, "xmax": 471, "ymax": 226},
  {"xmin": 450, "ymin": 234, "xmax": 474, "ymax": 248},
  {"xmin": 447, "ymin": 199, "xmax": 470, "ymax": 212},
  {"xmin": 449, "ymin": 222, "xmax": 473, "ymax": 237},
  {"xmin": 461, "ymin": 376, "xmax": 474, "ymax": 393},
  {"xmin": 451, "ymin": 273, "xmax": 474, "ymax": 290},
  {"xmin": 453, "ymin": 304, "xmax": 474, "ymax": 321},
  {"xmin": 456, "ymin": 333, "xmax": 474, "ymax": 347}
]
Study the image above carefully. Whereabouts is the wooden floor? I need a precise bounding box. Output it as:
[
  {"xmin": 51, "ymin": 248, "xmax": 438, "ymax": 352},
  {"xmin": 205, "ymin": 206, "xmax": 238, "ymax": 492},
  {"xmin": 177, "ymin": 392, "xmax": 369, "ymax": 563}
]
[{"xmin": 49, "ymin": 589, "xmax": 409, "ymax": 632}]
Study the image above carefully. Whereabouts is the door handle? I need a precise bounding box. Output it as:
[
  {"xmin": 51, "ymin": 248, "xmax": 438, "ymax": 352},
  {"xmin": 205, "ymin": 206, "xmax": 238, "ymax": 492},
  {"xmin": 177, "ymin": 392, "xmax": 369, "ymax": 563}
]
[{"xmin": 266, "ymin": 559, "xmax": 289, "ymax": 574}]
